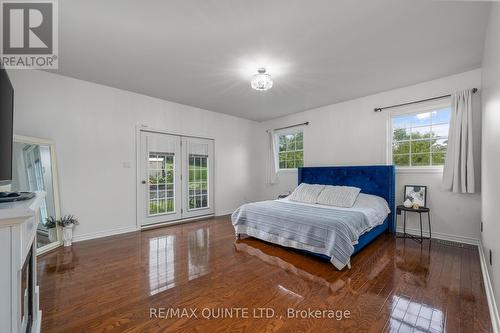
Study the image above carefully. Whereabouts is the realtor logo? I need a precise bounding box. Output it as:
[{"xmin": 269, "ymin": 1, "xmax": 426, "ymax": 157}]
[{"xmin": 1, "ymin": 0, "xmax": 58, "ymax": 69}]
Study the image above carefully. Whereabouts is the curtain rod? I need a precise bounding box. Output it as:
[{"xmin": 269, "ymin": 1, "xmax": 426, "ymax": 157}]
[
  {"xmin": 373, "ymin": 88, "xmax": 478, "ymax": 113},
  {"xmin": 267, "ymin": 121, "xmax": 309, "ymax": 132}
]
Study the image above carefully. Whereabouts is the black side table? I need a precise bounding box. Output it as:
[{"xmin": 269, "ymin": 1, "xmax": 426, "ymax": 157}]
[{"xmin": 396, "ymin": 205, "xmax": 431, "ymax": 243}]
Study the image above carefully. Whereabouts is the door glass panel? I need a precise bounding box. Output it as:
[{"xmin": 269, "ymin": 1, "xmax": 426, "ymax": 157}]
[
  {"xmin": 148, "ymin": 152, "xmax": 175, "ymax": 215},
  {"xmin": 188, "ymin": 154, "xmax": 208, "ymax": 210}
]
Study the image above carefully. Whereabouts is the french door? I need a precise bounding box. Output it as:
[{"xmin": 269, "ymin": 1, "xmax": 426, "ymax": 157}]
[{"xmin": 139, "ymin": 131, "xmax": 214, "ymax": 226}]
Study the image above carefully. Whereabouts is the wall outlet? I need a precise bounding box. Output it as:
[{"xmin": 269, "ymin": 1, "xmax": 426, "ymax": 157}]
[{"xmin": 490, "ymin": 249, "xmax": 493, "ymax": 266}]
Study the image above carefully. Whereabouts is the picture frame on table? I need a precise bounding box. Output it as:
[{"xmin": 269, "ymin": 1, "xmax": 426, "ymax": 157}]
[{"xmin": 403, "ymin": 185, "xmax": 427, "ymax": 208}]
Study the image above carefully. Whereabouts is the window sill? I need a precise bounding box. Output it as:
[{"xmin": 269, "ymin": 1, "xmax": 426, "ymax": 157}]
[
  {"xmin": 396, "ymin": 167, "xmax": 444, "ymax": 174},
  {"xmin": 278, "ymin": 168, "xmax": 298, "ymax": 173}
]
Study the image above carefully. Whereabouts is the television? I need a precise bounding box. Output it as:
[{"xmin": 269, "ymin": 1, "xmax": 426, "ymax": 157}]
[{"xmin": 0, "ymin": 67, "xmax": 14, "ymax": 186}]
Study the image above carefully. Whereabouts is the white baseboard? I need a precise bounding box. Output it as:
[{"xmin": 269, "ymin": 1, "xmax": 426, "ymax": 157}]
[
  {"xmin": 395, "ymin": 226, "xmax": 479, "ymax": 245},
  {"xmin": 73, "ymin": 225, "xmax": 139, "ymax": 242},
  {"xmin": 479, "ymin": 240, "xmax": 500, "ymax": 333},
  {"xmin": 140, "ymin": 214, "xmax": 214, "ymax": 230}
]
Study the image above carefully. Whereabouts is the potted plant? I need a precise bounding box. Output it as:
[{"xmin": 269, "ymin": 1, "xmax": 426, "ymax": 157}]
[
  {"xmin": 58, "ymin": 214, "xmax": 79, "ymax": 246},
  {"xmin": 45, "ymin": 216, "xmax": 58, "ymax": 242}
]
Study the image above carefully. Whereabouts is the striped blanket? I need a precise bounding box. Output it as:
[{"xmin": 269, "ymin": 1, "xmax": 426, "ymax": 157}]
[{"xmin": 231, "ymin": 200, "xmax": 371, "ymax": 270}]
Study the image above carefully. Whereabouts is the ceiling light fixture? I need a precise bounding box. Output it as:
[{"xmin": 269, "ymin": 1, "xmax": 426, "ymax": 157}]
[{"xmin": 251, "ymin": 68, "xmax": 273, "ymax": 91}]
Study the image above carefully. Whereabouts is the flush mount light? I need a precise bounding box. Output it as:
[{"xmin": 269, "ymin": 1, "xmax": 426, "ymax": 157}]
[{"xmin": 251, "ymin": 68, "xmax": 273, "ymax": 91}]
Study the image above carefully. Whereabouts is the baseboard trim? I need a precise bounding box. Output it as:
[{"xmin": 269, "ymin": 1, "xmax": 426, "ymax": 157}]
[
  {"xmin": 73, "ymin": 225, "xmax": 139, "ymax": 242},
  {"xmin": 141, "ymin": 214, "xmax": 214, "ymax": 230},
  {"xmin": 479, "ymin": 240, "xmax": 500, "ymax": 333},
  {"xmin": 395, "ymin": 226, "xmax": 479, "ymax": 245}
]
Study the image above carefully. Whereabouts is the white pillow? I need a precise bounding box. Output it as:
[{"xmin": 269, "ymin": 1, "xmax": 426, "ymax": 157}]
[
  {"xmin": 316, "ymin": 185, "xmax": 361, "ymax": 208},
  {"xmin": 288, "ymin": 183, "xmax": 325, "ymax": 204}
]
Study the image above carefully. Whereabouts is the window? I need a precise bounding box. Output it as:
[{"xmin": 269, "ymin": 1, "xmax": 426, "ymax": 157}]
[
  {"xmin": 277, "ymin": 131, "xmax": 303, "ymax": 169},
  {"xmin": 148, "ymin": 152, "xmax": 175, "ymax": 215},
  {"xmin": 188, "ymin": 154, "xmax": 208, "ymax": 210},
  {"xmin": 391, "ymin": 104, "xmax": 451, "ymax": 168}
]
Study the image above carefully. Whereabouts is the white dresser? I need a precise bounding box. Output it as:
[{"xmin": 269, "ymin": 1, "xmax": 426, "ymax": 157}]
[{"xmin": 0, "ymin": 192, "xmax": 45, "ymax": 333}]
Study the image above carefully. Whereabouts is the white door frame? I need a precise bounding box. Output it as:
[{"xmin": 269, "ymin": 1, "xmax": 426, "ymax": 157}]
[{"xmin": 135, "ymin": 126, "xmax": 216, "ymax": 230}]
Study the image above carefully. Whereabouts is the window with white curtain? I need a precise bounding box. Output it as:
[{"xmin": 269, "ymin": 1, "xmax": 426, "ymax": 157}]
[
  {"xmin": 275, "ymin": 130, "xmax": 304, "ymax": 170},
  {"xmin": 390, "ymin": 100, "xmax": 451, "ymax": 169}
]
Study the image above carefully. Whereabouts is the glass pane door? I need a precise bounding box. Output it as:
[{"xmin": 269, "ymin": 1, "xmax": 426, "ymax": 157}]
[
  {"xmin": 140, "ymin": 132, "xmax": 182, "ymax": 225},
  {"xmin": 139, "ymin": 131, "xmax": 214, "ymax": 226},
  {"xmin": 182, "ymin": 137, "xmax": 214, "ymax": 218}
]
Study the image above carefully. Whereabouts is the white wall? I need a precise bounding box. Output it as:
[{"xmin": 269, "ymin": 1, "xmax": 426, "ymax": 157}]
[
  {"xmin": 8, "ymin": 70, "xmax": 260, "ymax": 240},
  {"xmin": 481, "ymin": 2, "xmax": 500, "ymax": 311},
  {"xmin": 258, "ymin": 69, "xmax": 482, "ymax": 243}
]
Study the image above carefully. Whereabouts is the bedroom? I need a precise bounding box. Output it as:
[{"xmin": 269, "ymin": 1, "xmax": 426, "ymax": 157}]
[{"xmin": 0, "ymin": 0, "xmax": 499, "ymax": 332}]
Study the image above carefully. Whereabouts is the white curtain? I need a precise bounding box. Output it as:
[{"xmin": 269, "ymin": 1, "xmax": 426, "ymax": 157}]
[
  {"xmin": 442, "ymin": 89, "xmax": 475, "ymax": 193},
  {"xmin": 266, "ymin": 129, "xmax": 278, "ymax": 184}
]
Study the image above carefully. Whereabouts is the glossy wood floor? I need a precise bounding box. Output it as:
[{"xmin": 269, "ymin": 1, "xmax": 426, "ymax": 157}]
[{"xmin": 38, "ymin": 216, "xmax": 492, "ymax": 333}]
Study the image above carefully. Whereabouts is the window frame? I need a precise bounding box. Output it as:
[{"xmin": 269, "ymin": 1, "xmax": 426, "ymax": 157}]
[
  {"xmin": 274, "ymin": 128, "xmax": 304, "ymax": 172},
  {"xmin": 387, "ymin": 98, "xmax": 451, "ymax": 173}
]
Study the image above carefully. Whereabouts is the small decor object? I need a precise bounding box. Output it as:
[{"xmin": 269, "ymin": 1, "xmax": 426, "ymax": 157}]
[
  {"xmin": 403, "ymin": 198, "xmax": 413, "ymax": 208},
  {"xmin": 58, "ymin": 214, "xmax": 79, "ymax": 247},
  {"xmin": 404, "ymin": 185, "xmax": 427, "ymax": 208},
  {"xmin": 45, "ymin": 216, "xmax": 58, "ymax": 242}
]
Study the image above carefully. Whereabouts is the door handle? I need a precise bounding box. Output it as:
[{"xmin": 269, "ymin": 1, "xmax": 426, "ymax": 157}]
[{"xmin": 141, "ymin": 180, "xmax": 146, "ymax": 184}]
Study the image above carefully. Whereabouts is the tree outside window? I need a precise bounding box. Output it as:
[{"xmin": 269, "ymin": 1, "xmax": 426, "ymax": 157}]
[
  {"xmin": 392, "ymin": 107, "xmax": 450, "ymax": 167},
  {"xmin": 277, "ymin": 131, "xmax": 303, "ymax": 169}
]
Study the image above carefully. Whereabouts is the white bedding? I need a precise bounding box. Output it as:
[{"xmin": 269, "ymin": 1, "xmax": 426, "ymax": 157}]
[{"xmin": 278, "ymin": 192, "xmax": 390, "ymax": 230}]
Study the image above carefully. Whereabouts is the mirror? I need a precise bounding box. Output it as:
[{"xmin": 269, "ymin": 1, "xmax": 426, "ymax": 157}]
[{"xmin": 11, "ymin": 135, "xmax": 61, "ymax": 254}]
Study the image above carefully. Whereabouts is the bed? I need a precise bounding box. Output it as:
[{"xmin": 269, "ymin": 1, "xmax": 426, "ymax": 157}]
[{"xmin": 231, "ymin": 165, "xmax": 395, "ymax": 270}]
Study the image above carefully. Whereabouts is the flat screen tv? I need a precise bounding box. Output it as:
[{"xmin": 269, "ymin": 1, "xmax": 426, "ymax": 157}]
[{"xmin": 0, "ymin": 67, "xmax": 14, "ymax": 186}]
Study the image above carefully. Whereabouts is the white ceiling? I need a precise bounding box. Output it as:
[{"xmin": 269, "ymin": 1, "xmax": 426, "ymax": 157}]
[{"xmin": 54, "ymin": 0, "xmax": 490, "ymax": 121}]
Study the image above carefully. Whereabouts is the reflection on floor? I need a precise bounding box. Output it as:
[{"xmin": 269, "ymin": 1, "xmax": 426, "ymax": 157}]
[
  {"xmin": 37, "ymin": 216, "xmax": 492, "ymax": 333},
  {"xmin": 390, "ymin": 295, "xmax": 443, "ymax": 333},
  {"xmin": 149, "ymin": 234, "xmax": 176, "ymax": 295},
  {"xmin": 147, "ymin": 228, "xmax": 209, "ymax": 296}
]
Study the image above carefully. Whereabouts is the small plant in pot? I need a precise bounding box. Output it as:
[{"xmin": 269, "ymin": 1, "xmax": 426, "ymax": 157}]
[
  {"xmin": 45, "ymin": 216, "xmax": 58, "ymax": 243},
  {"xmin": 58, "ymin": 215, "xmax": 79, "ymax": 247}
]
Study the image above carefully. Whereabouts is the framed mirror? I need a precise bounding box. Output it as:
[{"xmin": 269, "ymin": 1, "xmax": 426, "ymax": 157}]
[{"xmin": 11, "ymin": 135, "xmax": 61, "ymax": 255}]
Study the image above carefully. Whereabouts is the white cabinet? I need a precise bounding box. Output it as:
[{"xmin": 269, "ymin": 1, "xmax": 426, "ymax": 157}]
[{"xmin": 0, "ymin": 193, "xmax": 45, "ymax": 333}]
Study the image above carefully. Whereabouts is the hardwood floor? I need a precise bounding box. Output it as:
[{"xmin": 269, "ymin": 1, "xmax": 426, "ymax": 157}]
[{"xmin": 38, "ymin": 216, "xmax": 492, "ymax": 332}]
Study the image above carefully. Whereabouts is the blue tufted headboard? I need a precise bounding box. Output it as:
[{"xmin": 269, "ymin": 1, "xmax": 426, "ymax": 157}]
[{"xmin": 298, "ymin": 165, "xmax": 396, "ymax": 232}]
